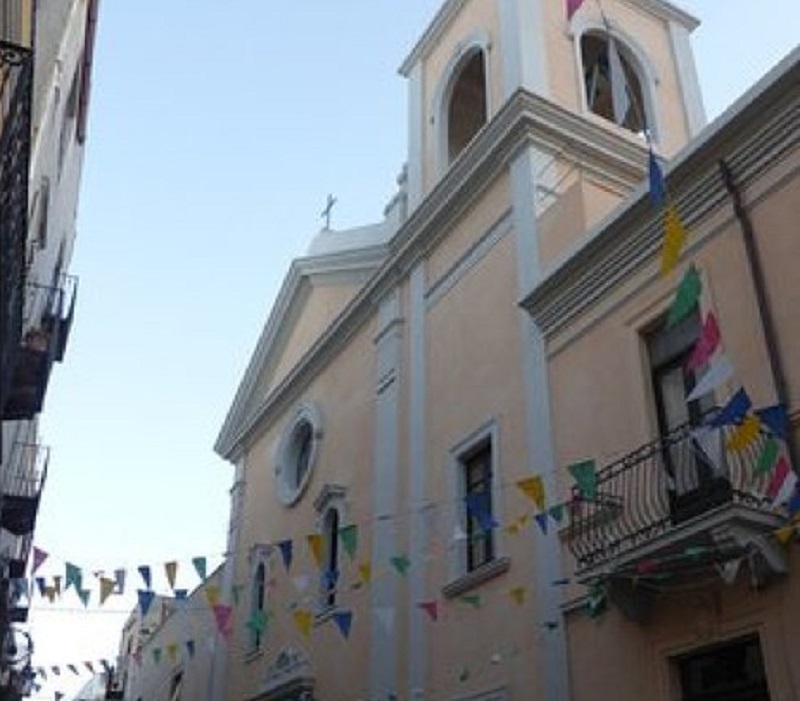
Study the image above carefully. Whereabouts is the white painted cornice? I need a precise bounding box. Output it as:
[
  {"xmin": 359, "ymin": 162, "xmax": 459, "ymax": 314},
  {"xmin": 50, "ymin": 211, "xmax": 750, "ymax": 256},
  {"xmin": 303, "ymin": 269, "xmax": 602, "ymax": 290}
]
[
  {"xmin": 217, "ymin": 89, "xmax": 655, "ymax": 459},
  {"xmin": 521, "ymin": 49, "xmax": 800, "ymax": 340},
  {"xmin": 399, "ymin": 0, "xmax": 469, "ymax": 77}
]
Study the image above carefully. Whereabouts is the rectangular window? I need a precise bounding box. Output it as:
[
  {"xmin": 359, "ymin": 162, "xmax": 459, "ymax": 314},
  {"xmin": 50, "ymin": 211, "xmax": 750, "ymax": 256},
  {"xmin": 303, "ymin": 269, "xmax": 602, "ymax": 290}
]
[
  {"xmin": 645, "ymin": 310, "xmax": 729, "ymax": 522},
  {"xmin": 674, "ymin": 635, "xmax": 770, "ymax": 701},
  {"xmin": 461, "ymin": 439, "xmax": 495, "ymax": 572}
]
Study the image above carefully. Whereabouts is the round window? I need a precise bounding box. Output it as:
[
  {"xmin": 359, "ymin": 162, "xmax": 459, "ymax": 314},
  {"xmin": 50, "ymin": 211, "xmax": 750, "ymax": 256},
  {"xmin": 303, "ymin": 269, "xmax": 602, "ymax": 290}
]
[{"xmin": 276, "ymin": 405, "xmax": 321, "ymax": 506}]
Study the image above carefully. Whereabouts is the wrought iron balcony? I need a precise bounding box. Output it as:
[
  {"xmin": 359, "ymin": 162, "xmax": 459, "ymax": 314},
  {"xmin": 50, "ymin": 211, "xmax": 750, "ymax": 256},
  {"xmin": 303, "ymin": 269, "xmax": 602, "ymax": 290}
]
[
  {"xmin": 0, "ymin": 41, "xmax": 33, "ymax": 419},
  {"xmin": 0, "ymin": 442, "xmax": 48, "ymax": 538},
  {"xmin": 6, "ymin": 579, "xmax": 29, "ymax": 624},
  {"xmin": 2, "ymin": 277, "xmax": 77, "ymax": 420},
  {"xmin": 567, "ymin": 421, "xmax": 786, "ymax": 586},
  {"xmin": 37, "ymin": 275, "xmax": 77, "ymax": 363}
]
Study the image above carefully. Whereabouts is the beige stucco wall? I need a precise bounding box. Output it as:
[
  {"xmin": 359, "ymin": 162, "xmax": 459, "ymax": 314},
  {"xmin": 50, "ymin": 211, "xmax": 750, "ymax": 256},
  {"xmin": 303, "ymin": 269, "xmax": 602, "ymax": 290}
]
[
  {"xmin": 255, "ymin": 278, "xmax": 365, "ymax": 401},
  {"xmin": 424, "ymin": 230, "xmax": 547, "ymax": 700},
  {"xmin": 547, "ymin": 101, "xmax": 800, "ymax": 701},
  {"xmin": 567, "ymin": 550, "xmax": 800, "ymax": 701},
  {"xmin": 227, "ymin": 317, "xmax": 379, "ymax": 701}
]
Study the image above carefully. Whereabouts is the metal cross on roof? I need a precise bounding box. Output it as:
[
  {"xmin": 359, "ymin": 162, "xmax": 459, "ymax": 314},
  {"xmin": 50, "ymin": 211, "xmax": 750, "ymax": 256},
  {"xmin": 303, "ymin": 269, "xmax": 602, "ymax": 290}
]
[{"xmin": 321, "ymin": 193, "xmax": 337, "ymax": 230}]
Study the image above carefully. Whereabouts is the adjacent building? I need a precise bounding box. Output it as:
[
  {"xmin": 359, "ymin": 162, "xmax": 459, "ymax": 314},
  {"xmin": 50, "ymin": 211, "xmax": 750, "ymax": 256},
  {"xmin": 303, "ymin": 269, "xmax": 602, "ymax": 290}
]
[
  {"xmin": 213, "ymin": 1, "xmax": 798, "ymax": 701},
  {"xmin": 109, "ymin": 568, "xmax": 225, "ymax": 701},
  {"xmin": 0, "ymin": 0, "xmax": 99, "ymax": 697}
]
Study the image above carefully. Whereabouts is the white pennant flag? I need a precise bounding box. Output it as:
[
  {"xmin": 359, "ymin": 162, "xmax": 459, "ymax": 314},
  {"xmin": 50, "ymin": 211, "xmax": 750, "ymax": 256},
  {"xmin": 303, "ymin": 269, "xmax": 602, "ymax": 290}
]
[
  {"xmin": 715, "ymin": 558, "xmax": 741, "ymax": 585},
  {"xmin": 687, "ymin": 355, "xmax": 734, "ymax": 403},
  {"xmin": 691, "ymin": 426, "xmax": 724, "ymax": 474},
  {"xmin": 608, "ymin": 38, "xmax": 630, "ymax": 125}
]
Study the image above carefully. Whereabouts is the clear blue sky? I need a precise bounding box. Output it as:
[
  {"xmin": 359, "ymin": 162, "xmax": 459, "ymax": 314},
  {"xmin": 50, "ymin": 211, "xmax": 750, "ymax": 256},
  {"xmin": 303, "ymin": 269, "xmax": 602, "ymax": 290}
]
[{"xmin": 27, "ymin": 1, "xmax": 799, "ymax": 698}]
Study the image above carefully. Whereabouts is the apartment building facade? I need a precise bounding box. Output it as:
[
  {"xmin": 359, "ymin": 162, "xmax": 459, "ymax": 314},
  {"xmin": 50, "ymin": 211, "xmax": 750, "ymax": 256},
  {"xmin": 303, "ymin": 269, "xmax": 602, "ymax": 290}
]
[{"xmin": 0, "ymin": 0, "xmax": 99, "ymax": 697}]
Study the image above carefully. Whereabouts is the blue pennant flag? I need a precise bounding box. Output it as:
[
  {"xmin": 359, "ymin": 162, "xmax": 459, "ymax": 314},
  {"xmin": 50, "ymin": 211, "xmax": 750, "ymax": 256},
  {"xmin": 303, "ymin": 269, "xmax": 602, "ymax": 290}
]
[
  {"xmin": 138, "ymin": 589, "xmax": 155, "ymax": 617},
  {"xmin": 648, "ymin": 150, "xmax": 666, "ymax": 206},
  {"xmin": 710, "ymin": 388, "xmax": 752, "ymax": 428},
  {"xmin": 332, "ymin": 610, "xmax": 353, "ymax": 639},
  {"xmin": 277, "ymin": 539, "xmax": 293, "ymax": 571},
  {"xmin": 756, "ymin": 404, "xmax": 788, "ymax": 439},
  {"xmin": 465, "ymin": 493, "xmax": 498, "ymax": 532}
]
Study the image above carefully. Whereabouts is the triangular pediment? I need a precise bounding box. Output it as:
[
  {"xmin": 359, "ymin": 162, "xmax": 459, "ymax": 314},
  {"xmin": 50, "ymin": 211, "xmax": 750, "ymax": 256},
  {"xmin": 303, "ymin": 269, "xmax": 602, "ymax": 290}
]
[{"xmin": 215, "ymin": 242, "xmax": 388, "ymax": 459}]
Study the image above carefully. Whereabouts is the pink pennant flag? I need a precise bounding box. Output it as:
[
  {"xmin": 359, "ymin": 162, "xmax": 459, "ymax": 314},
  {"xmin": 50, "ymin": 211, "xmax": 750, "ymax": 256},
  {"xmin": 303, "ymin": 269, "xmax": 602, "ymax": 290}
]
[
  {"xmin": 566, "ymin": 0, "xmax": 585, "ymax": 20},
  {"xmin": 767, "ymin": 456, "xmax": 791, "ymax": 500},
  {"xmin": 417, "ymin": 601, "xmax": 439, "ymax": 622},
  {"xmin": 687, "ymin": 313, "xmax": 721, "ymax": 371},
  {"xmin": 212, "ymin": 603, "xmax": 233, "ymax": 640},
  {"xmin": 32, "ymin": 547, "xmax": 48, "ymax": 574}
]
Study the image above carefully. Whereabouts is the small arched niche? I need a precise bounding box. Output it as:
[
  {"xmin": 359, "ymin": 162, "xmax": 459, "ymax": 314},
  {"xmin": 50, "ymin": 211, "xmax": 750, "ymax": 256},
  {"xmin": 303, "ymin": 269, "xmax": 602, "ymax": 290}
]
[
  {"xmin": 446, "ymin": 48, "xmax": 488, "ymax": 163},
  {"xmin": 581, "ymin": 30, "xmax": 648, "ymax": 136}
]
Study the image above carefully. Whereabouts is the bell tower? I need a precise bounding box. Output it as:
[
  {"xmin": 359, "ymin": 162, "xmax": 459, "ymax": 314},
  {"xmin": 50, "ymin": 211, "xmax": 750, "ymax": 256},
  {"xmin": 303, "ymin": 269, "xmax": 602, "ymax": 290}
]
[{"xmin": 401, "ymin": 0, "xmax": 705, "ymax": 210}]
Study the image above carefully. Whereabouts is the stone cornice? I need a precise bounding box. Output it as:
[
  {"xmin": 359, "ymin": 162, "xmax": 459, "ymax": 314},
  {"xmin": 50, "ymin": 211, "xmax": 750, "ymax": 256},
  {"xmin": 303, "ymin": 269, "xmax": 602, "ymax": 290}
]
[
  {"xmin": 399, "ymin": 0, "xmax": 469, "ymax": 77},
  {"xmin": 218, "ymin": 90, "xmax": 654, "ymax": 459},
  {"xmin": 521, "ymin": 51, "xmax": 800, "ymax": 340}
]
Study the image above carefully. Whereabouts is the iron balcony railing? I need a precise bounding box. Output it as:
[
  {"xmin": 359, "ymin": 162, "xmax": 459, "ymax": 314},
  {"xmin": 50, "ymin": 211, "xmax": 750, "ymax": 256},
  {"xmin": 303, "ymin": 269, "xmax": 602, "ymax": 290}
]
[
  {"xmin": 0, "ymin": 441, "xmax": 48, "ymax": 538},
  {"xmin": 2, "ymin": 276, "xmax": 78, "ymax": 420},
  {"xmin": 0, "ymin": 40, "xmax": 33, "ymax": 418},
  {"xmin": 567, "ymin": 421, "xmax": 774, "ymax": 573}
]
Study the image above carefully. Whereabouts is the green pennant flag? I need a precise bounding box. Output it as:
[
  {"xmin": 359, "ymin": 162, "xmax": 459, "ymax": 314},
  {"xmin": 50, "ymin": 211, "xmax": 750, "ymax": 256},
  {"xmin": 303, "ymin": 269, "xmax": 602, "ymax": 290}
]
[
  {"xmin": 247, "ymin": 609, "xmax": 268, "ymax": 634},
  {"xmin": 152, "ymin": 648, "xmax": 162, "ymax": 664},
  {"xmin": 667, "ymin": 265, "xmax": 702, "ymax": 327},
  {"xmin": 390, "ymin": 555, "xmax": 410, "ymax": 576},
  {"xmin": 192, "ymin": 556, "xmax": 207, "ymax": 582},
  {"xmin": 339, "ymin": 524, "xmax": 359, "ymax": 559},
  {"xmin": 754, "ymin": 437, "xmax": 780, "ymax": 475},
  {"xmin": 548, "ymin": 503, "xmax": 565, "ymax": 523},
  {"xmin": 459, "ymin": 594, "xmax": 481, "ymax": 609},
  {"xmin": 568, "ymin": 460, "xmax": 597, "ymax": 501},
  {"xmin": 65, "ymin": 563, "xmax": 82, "ymax": 592}
]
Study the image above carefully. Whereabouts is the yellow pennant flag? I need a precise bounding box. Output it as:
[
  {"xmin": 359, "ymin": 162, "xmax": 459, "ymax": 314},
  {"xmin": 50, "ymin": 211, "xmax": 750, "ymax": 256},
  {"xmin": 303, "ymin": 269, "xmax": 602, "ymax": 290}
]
[
  {"xmin": 660, "ymin": 202, "xmax": 687, "ymax": 276},
  {"xmin": 293, "ymin": 609, "xmax": 313, "ymax": 640},
  {"xmin": 774, "ymin": 525, "xmax": 795, "ymax": 545},
  {"xmin": 164, "ymin": 561, "xmax": 178, "ymax": 590},
  {"xmin": 307, "ymin": 534, "xmax": 324, "ymax": 567},
  {"xmin": 505, "ymin": 521, "xmax": 521, "ymax": 536},
  {"xmin": 358, "ymin": 561, "xmax": 372, "ymax": 584},
  {"xmin": 509, "ymin": 586, "xmax": 526, "ymax": 605},
  {"xmin": 99, "ymin": 578, "xmax": 116, "ymax": 606},
  {"xmin": 166, "ymin": 643, "xmax": 178, "ymax": 663},
  {"xmin": 725, "ymin": 414, "xmax": 761, "ymax": 453},
  {"xmin": 516, "ymin": 477, "xmax": 546, "ymax": 511},
  {"xmin": 204, "ymin": 584, "xmax": 221, "ymax": 607}
]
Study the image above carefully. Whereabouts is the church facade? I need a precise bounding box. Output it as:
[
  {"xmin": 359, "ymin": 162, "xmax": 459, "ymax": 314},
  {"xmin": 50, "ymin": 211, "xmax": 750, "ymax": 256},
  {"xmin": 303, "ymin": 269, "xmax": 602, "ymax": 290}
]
[{"xmin": 215, "ymin": 1, "xmax": 800, "ymax": 700}]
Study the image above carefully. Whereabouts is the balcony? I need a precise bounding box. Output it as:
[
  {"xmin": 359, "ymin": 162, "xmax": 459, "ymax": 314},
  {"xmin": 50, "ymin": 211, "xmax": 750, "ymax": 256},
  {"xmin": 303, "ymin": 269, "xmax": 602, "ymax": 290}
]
[
  {"xmin": 0, "ymin": 441, "xmax": 48, "ymax": 539},
  {"xmin": 2, "ymin": 277, "xmax": 77, "ymax": 421},
  {"xmin": 0, "ymin": 41, "xmax": 33, "ymax": 418},
  {"xmin": 567, "ymin": 421, "xmax": 786, "ymax": 606}
]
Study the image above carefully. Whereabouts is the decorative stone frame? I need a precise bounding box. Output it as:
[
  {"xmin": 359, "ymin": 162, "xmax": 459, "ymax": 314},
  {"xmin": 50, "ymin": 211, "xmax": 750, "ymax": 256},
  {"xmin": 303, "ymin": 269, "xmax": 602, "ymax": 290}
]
[{"xmin": 275, "ymin": 403, "xmax": 323, "ymax": 507}]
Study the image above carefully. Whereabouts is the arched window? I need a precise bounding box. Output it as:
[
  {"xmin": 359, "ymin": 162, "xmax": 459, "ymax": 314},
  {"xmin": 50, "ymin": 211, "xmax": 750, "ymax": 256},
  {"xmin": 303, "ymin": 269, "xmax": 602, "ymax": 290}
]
[
  {"xmin": 250, "ymin": 562, "xmax": 266, "ymax": 651},
  {"xmin": 581, "ymin": 31, "xmax": 647, "ymax": 135},
  {"xmin": 447, "ymin": 49, "xmax": 487, "ymax": 163},
  {"xmin": 321, "ymin": 508, "xmax": 340, "ymax": 608}
]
